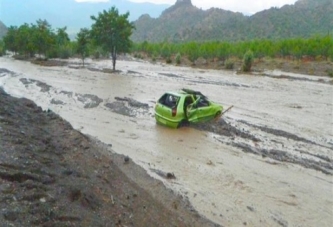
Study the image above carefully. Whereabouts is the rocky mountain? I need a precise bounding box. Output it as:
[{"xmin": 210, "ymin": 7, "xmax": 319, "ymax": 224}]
[
  {"xmin": 0, "ymin": 21, "xmax": 7, "ymax": 39},
  {"xmin": 132, "ymin": 0, "xmax": 333, "ymax": 42}
]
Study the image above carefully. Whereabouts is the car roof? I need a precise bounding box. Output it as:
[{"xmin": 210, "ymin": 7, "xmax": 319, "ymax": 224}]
[
  {"xmin": 166, "ymin": 91, "xmax": 188, "ymax": 97},
  {"xmin": 181, "ymin": 88, "xmax": 207, "ymax": 98},
  {"xmin": 166, "ymin": 89, "xmax": 207, "ymax": 98}
]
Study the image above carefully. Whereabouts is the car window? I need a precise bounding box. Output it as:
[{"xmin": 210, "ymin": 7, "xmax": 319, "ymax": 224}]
[
  {"xmin": 197, "ymin": 97, "xmax": 210, "ymax": 108},
  {"xmin": 158, "ymin": 94, "xmax": 179, "ymax": 108}
]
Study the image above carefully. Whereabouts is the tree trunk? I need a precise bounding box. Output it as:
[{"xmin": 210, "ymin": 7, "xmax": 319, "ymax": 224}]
[{"xmin": 111, "ymin": 46, "xmax": 116, "ymax": 71}]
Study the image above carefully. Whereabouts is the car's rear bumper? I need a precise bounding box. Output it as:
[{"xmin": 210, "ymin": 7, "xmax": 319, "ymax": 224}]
[{"xmin": 155, "ymin": 114, "xmax": 179, "ymax": 128}]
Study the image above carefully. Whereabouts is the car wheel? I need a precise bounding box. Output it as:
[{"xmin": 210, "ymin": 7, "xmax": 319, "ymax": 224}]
[{"xmin": 177, "ymin": 120, "xmax": 189, "ymax": 128}]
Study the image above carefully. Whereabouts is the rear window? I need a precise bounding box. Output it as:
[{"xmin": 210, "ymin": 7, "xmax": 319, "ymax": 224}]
[{"xmin": 158, "ymin": 94, "xmax": 179, "ymax": 108}]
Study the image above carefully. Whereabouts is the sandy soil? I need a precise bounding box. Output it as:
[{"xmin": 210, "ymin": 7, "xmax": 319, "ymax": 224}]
[{"xmin": 0, "ymin": 55, "xmax": 333, "ymax": 226}]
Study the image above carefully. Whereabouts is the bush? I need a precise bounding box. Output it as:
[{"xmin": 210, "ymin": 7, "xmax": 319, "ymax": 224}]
[
  {"xmin": 58, "ymin": 45, "xmax": 72, "ymax": 59},
  {"xmin": 92, "ymin": 47, "xmax": 108, "ymax": 59},
  {"xmin": 47, "ymin": 49, "xmax": 59, "ymax": 59},
  {"xmin": 175, "ymin": 53, "xmax": 181, "ymax": 65},
  {"xmin": 134, "ymin": 53, "xmax": 143, "ymax": 59},
  {"xmin": 327, "ymin": 69, "xmax": 333, "ymax": 77},
  {"xmin": 150, "ymin": 53, "xmax": 157, "ymax": 62},
  {"xmin": 94, "ymin": 50, "xmax": 101, "ymax": 59},
  {"xmin": 225, "ymin": 59, "xmax": 234, "ymax": 69},
  {"xmin": 0, "ymin": 42, "xmax": 4, "ymax": 56},
  {"xmin": 166, "ymin": 57, "xmax": 172, "ymax": 64},
  {"xmin": 242, "ymin": 50, "xmax": 254, "ymax": 72}
]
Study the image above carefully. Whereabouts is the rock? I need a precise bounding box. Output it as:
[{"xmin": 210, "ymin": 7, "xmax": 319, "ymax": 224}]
[{"xmin": 166, "ymin": 172, "xmax": 176, "ymax": 179}]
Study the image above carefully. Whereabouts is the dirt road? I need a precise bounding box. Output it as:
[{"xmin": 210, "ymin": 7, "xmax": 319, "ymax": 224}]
[{"xmin": 1, "ymin": 56, "xmax": 332, "ymax": 226}]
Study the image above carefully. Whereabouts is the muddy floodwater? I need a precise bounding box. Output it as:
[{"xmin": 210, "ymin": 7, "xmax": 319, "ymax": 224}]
[{"xmin": 1, "ymin": 56, "xmax": 333, "ymax": 226}]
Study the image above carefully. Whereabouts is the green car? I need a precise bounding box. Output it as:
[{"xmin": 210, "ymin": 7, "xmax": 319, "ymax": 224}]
[{"xmin": 154, "ymin": 89, "xmax": 223, "ymax": 128}]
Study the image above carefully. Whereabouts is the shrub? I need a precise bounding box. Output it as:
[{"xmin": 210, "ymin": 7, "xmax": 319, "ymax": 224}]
[
  {"xmin": 94, "ymin": 50, "xmax": 101, "ymax": 59},
  {"xmin": 46, "ymin": 49, "xmax": 58, "ymax": 59},
  {"xmin": 225, "ymin": 59, "xmax": 234, "ymax": 69},
  {"xmin": 175, "ymin": 53, "xmax": 181, "ymax": 65},
  {"xmin": 92, "ymin": 47, "xmax": 108, "ymax": 59},
  {"xmin": 58, "ymin": 45, "xmax": 72, "ymax": 59},
  {"xmin": 166, "ymin": 57, "xmax": 172, "ymax": 64},
  {"xmin": 0, "ymin": 42, "xmax": 4, "ymax": 56},
  {"xmin": 242, "ymin": 50, "xmax": 254, "ymax": 72},
  {"xmin": 327, "ymin": 69, "xmax": 333, "ymax": 77},
  {"xmin": 134, "ymin": 53, "xmax": 145, "ymax": 59},
  {"xmin": 152, "ymin": 54, "xmax": 156, "ymax": 62}
]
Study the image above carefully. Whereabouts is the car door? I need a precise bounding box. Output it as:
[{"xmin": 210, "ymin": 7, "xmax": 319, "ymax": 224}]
[
  {"xmin": 186, "ymin": 96, "xmax": 200, "ymax": 122},
  {"xmin": 187, "ymin": 97, "xmax": 211, "ymax": 122},
  {"xmin": 197, "ymin": 98, "xmax": 212, "ymax": 120}
]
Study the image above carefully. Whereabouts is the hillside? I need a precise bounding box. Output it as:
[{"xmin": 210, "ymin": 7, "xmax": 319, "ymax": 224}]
[
  {"xmin": 131, "ymin": 0, "xmax": 333, "ymax": 42},
  {"xmin": 0, "ymin": 21, "xmax": 7, "ymax": 39}
]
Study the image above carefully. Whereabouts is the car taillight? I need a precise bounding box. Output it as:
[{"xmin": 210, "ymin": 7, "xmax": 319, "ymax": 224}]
[{"xmin": 172, "ymin": 108, "xmax": 177, "ymax": 117}]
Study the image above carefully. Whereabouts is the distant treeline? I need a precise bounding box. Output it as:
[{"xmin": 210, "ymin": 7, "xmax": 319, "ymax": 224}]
[
  {"xmin": 1, "ymin": 19, "xmax": 332, "ymax": 64},
  {"xmin": 132, "ymin": 36, "xmax": 333, "ymax": 62},
  {"xmin": 0, "ymin": 20, "xmax": 74, "ymax": 58}
]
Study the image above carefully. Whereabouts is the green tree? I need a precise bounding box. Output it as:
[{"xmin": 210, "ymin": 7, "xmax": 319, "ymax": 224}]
[
  {"xmin": 55, "ymin": 27, "xmax": 70, "ymax": 46},
  {"xmin": 160, "ymin": 42, "xmax": 171, "ymax": 59},
  {"xmin": 0, "ymin": 40, "xmax": 5, "ymax": 56},
  {"xmin": 3, "ymin": 26, "xmax": 19, "ymax": 53},
  {"xmin": 185, "ymin": 42, "xmax": 199, "ymax": 63},
  {"xmin": 90, "ymin": 7, "xmax": 135, "ymax": 71},
  {"xmin": 32, "ymin": 19, "xmax": 55, "ymax": 57},
  {"xmin": 76, "ymin": 28, "xmax": 90, "ymax": 66},
  {"xmin": 17, "ymin": 23, "xmax": 35, "ymax": 57},
  {"xmin": 318, "ymin": 35, "xmax": 333, "ymax": 60},
  {"xmin": 242, "ymin": 50, "xmax": 254, "ymax": 72},
  {"xmin": 216, "ymin": 42, "xmax": 231, "ymax": 61}
]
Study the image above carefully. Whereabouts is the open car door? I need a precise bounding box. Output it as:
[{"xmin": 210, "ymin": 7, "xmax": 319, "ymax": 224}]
[{"xmin": 186, "ymin": 97, "xmax": 200, "ymax": 122}]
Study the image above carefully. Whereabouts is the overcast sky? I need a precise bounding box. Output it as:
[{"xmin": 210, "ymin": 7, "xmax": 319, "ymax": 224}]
[{"xmin": 76, "ymin": 0, "xmax": 299, "ymax": 15}]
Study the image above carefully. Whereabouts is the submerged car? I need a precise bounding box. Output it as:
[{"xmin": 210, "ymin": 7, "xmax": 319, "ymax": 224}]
[{"xmin": 154, "ymin": 89, "xmax": 223, "ymax": 128}]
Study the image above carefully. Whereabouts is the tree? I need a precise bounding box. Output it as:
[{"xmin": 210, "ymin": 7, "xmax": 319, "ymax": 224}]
[
  {"xmin": 3, "ymin": 26, "xmax": 19, "ymax": 53},
  {"xmin": 185, "ymin": 42, "xmax": 199, "ymax": 63},
  {"xmin": 16, "ymin": 24, "xmax": 36, "ymax": 57},
  {"xmin": 0, "ymin": 40, "xmax": 5, "ymax": 56},
  {"xmin": 31, "ymin": 19, "xmax": 55, "ymax": 57},
  {"xmin": 242, "ymin": 50, "xmax": 254, "ymax": 72},
  {"xmin": 76, "ymin": 28, "xmax": 90, "ymax": 67},
  {"xmin": 90, "ymin": 7, "xmax": 135, "ymax": 71},
  {"xmin": 55, "ymin": 27, "xmax": 70, "ymax": 46}
]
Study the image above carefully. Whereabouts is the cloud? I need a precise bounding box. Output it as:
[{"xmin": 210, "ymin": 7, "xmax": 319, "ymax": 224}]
[{"xmin": 128, "ymin": 0, "xmax": 298, "ymax": 14}]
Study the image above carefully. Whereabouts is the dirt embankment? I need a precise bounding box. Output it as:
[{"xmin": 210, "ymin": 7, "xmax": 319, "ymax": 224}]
[{"xmin": 0, "ymin": 88, "xmax": 218, "ymax": 227}]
